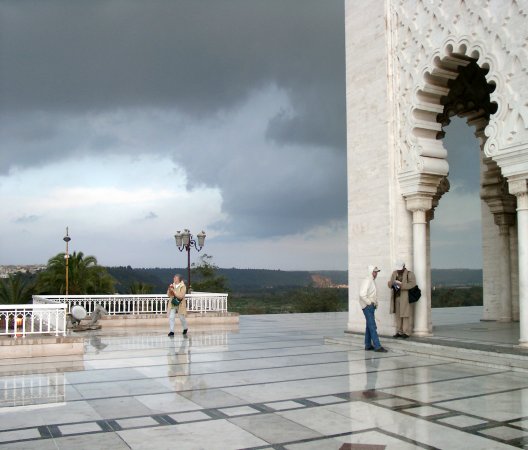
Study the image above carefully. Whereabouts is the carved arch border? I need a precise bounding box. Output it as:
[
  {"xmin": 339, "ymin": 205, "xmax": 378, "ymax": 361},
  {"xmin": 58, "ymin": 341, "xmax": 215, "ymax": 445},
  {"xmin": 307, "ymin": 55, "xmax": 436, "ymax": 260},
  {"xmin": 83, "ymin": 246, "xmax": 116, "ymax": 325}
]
[{"xmin": 403, "ymin": 35, "xmax": 506, "ymax": 183}]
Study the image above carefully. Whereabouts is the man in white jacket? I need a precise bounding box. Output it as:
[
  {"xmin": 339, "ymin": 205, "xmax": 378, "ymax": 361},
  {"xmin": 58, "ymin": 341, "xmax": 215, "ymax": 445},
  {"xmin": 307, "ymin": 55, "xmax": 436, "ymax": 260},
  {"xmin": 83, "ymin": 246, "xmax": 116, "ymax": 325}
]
[{"xmin": 359, "ymin": 265, "xmax": 388, "ymax": 352}]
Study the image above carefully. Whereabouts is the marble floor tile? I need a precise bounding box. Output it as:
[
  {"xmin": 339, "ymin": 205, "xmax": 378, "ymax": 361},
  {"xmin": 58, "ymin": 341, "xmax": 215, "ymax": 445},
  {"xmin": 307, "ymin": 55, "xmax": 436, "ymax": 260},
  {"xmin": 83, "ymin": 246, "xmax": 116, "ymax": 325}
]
[
  {"xmin": 118, "ymin": 419, "xmax": 268, "ymax": 449},
  {"xmin": 510, "ymin": 418, "xmax": 528, "ymax": 429},
  {"xmin": 134, "ymin": 392, "xmax": 202, "ymax": 414},
  {"xmin": 437, "ymin": 388, "xmax": 528, "ymax": 421},
  {"xmin": 228, "ymin": 412, "xmax": 323, "ymax": 444},
  {"xmin": 168, "ymin": 410, "xmax": 211, "ymax": 422},
  {"xmin": 372, "ymin": 397, "xmax": 416, "ymax": 408},
  {"xmin": 479, "ymin": 425, "xmax": 528, "ymax": 440},
  {"xmin": 437, "ymin": 414, "xmax": 488, "ymax": 428},
  {"xmin": 326, "ymin": 401, "xmax": 407, "ymax": 429},
  {"xmin": 381, "ymin": 372, "xmax": 528, "ymax": 404},
  {"xmin": 178, "ymin": 388, "xmax": 249, "ymax": 409},
  {"xmin": 116, "ymin": 416, "xmax": 159, "ymax": 429},
  {"xmin": 53, "ymin": 432, "xmax": 131, "ymax": 449},
  {"xmin": 264, "ymin": 400, "xmax": 307, "ymax": 411},
  {"xmin": 0, "ymin": 428, "xmax": 41, "ymax": 443},
  {"xmin": 382, "ymin": 415, "xmax": 515, "ymax": 449},
  {"xmin": 74, "ymin": 378, "xmax": 170, "ymax": 399},
  {"xmin": 58, "ymin": 422, "xmax": 102, "ymax": 435},
  {"xmin": 285, "ymin": 430, "xmax": 419, "ymax": 450},
  {"xmin": 277, "ymin": 405, "xmax": 366, "ymax": 436},
  {"xmin": 403, "ymin": 405, "xmax": 449, "ymax": 417},
  {"xmin": 306, "ymin": 395, "xmax": 347, "ymax": 405},
  {"xmin": 217, "ymin": 405, "xmax": 260, "ymax": 416},
  {"xmin": 0, "ymin": 400, "xmax": 102, "ymax": 431},
  {"xmin": 87, "ymin": 396, "xmax": 153, "ymax": 419}
]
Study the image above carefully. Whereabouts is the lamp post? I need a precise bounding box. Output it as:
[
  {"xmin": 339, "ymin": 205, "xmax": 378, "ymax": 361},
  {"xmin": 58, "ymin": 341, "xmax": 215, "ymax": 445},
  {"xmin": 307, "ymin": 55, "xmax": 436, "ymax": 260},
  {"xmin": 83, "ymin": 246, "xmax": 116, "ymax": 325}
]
[
  {"xmin": 63, "ymin": 227, "xmax": 71, "ymax": 295},
  {"xmin": 174, "ymin": 229, "xmax": 206, "ymax": 291}
]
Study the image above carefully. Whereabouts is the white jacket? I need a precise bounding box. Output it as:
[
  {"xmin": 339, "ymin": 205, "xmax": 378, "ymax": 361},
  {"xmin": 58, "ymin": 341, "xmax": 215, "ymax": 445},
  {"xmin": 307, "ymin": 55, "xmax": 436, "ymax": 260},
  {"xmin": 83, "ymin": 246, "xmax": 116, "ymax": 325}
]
[{"xmin": 359, "ymin": 265, "xmax": 378, "ymax": 309}]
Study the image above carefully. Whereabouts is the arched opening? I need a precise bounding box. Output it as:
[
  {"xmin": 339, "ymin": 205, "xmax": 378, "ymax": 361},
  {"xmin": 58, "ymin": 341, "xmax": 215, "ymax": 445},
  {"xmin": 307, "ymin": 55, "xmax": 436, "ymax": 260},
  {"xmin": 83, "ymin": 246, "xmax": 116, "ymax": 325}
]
[{"xmin": 426, "ymin": 55, "xmax": 518, "ymax": 324}]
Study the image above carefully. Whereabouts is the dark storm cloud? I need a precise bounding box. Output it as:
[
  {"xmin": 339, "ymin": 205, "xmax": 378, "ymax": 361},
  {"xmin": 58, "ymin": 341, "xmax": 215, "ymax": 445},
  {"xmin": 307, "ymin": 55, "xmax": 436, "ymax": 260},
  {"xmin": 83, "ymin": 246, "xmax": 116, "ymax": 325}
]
[
  {"xmin": 0, "ymin": 0, "xmax": 345, "ymax": 148},
  {"xmin": 0, "ymin": 0, "xmax": 347, "ymax": 239}
]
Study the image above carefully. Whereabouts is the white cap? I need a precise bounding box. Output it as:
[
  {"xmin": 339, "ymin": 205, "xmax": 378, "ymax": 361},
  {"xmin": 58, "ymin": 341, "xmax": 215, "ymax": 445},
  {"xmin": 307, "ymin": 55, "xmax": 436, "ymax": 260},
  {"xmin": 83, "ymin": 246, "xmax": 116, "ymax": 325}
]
[{"xmin": 394, "ymin": 261, "xmax": 405, "ymax": 270}]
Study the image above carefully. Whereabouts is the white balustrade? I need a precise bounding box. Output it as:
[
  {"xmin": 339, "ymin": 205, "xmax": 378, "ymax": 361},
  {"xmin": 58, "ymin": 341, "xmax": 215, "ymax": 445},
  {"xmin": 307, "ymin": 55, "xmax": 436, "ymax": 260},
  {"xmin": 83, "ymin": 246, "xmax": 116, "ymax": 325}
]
[
  {"xmin": 0, "ymin": 304, "xmax": 67, "ymax": 337},
  {"xmin": 32, "ymin": 292, "xmax": 229, "ymax": 316}
]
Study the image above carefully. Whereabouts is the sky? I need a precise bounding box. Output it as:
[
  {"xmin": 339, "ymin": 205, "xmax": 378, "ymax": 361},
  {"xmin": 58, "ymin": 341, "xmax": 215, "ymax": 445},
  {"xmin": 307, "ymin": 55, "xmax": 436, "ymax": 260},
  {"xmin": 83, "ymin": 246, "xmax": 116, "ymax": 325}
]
[{"xmin": 0, "ymin": 0, "xmax": 482, "ymax": 270}]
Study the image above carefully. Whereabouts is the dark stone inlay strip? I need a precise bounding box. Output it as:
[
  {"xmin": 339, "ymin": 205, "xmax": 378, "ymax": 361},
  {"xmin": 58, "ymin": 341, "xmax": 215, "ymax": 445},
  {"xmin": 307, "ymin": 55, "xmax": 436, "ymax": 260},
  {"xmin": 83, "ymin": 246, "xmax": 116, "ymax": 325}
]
[
  {"xmin": 202, "ymin": 408, "xmax": 229, "ymax": 420},
  {"xmin": 106, "ymin": 419, "xmax": 122, "ymax": 431},
  {"xmin": 96, "ymin": 420, "xmax": 114, "ymax": 432},
  {"xmin": 291, "ymin": 398, "xmax": 319, "ymax": 407},
  {"xmin": 37, "ymin": 425, "xmax": 52, "ymax": 439},
  {"xmin": 248, "ymin": 403, "xmax": 275, "ymax": 414},
  {"xmin": 152, "ymin": 414, "xmax": 176, "ymax": 426},
  {"xmin": 47, "ymin": 424, "xmax": 61, "ymax": 438}
]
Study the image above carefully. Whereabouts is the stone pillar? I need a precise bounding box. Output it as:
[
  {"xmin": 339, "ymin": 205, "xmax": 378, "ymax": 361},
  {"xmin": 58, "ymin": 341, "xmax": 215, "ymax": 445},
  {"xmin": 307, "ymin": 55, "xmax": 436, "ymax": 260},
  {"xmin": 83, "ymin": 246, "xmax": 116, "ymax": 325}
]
[
  {"xmin": 495, "ymin": 214, "xmax": 515, "ymax": 322},
  {"xmin": 406, "ymin": 195, "xmax": 433, "ymax": 336},
  {"xmin": 509, "ymin": 178, "xmax": 528, "ymax": 346}
]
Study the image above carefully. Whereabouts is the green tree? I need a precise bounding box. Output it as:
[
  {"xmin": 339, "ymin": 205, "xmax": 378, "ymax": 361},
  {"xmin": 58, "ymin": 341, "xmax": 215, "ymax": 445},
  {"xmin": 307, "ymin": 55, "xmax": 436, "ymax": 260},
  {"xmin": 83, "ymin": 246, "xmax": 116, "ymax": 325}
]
[
  {"xmin": 129, "ymin": 281, "xmax": 154, "ymax": 294},
  {"xmin": 191, "ymin": 254, "xmax": 229, "ymax": 292},
  {"xmin": 0, "ymin": 274, "xmax": 34, "ymax": 304},
  {"xmin": 292, "ymin": 287, "xmax": 342, "ymax": 313},
  {"xmin": 36, "ymin": 251, "xmax": 115, "ymax": 295}
]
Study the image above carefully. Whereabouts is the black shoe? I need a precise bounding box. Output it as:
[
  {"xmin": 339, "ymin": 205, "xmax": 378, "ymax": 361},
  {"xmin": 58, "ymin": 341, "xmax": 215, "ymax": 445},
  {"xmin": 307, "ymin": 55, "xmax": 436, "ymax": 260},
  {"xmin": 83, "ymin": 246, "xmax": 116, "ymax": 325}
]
[
  {"xmin": 374, "ymin": 347, "xmax": 388, "ymax": 353},
  {"xmin": 400, "ymin": 333, "xmax": 409, "ymax": 339},
  {"xmin": 393, "ymin": 333, "xmax": 402, "ymax": 338},
  {"xmin": 183, "ymin": 329, "xmax": 188, "ymax": 335},
  {"xmin": 168, "ymin": 331, "xmax": 174, "ymax": 337},
  {"xmin": 365, "ymin": 346, "xmax": 374, "ymax": 351}
]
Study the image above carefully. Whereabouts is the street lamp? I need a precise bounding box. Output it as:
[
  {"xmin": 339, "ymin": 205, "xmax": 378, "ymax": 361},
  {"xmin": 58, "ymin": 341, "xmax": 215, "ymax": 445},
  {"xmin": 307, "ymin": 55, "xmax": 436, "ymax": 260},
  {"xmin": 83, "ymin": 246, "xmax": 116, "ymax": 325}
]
[
  {"xmin": 174, "ymin": 229, "xmax": 206, "ymax": 291},
  {"xmin": 63, "ymin": 227, "xmax": 71, "ymax": 296}
]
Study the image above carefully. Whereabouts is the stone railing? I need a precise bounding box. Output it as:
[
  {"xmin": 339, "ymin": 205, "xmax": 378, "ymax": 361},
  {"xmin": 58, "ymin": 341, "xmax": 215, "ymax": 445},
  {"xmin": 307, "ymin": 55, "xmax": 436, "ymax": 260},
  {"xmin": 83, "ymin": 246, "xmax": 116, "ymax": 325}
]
[
  {"xmin": 32, "ymin": 292, "xmax": 229, "ymax": 316},
  {"xmin": 0, "ymin": 303, "xmax": 67, "ymax": 337}
]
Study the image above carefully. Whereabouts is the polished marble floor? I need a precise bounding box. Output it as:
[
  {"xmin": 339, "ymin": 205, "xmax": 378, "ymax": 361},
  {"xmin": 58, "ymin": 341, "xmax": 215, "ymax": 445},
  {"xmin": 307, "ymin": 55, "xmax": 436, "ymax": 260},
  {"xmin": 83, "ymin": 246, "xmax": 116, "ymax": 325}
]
[{"xmin": 0, "ymin": 311, "xmax": 526, "ymax": 449}]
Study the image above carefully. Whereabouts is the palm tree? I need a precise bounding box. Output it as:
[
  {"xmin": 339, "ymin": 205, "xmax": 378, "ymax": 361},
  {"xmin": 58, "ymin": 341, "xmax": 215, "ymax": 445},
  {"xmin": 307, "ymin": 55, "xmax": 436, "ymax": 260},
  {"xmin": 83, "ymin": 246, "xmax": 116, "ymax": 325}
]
[
  {"xmin": 36, "ymin": 251, "xmax": 115, "ymax": 295},
  {"xmin": 0, "ymin": 274, "xmax": 34, "ymax": 304}
]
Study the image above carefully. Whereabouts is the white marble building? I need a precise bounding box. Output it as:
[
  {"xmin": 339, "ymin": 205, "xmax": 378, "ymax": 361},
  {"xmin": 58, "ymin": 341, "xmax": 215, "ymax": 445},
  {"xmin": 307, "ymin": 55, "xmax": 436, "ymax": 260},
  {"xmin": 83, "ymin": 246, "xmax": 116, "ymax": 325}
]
[{"xmin": 345, "ymin": 0, "xmax": 528, "ymax": 345}]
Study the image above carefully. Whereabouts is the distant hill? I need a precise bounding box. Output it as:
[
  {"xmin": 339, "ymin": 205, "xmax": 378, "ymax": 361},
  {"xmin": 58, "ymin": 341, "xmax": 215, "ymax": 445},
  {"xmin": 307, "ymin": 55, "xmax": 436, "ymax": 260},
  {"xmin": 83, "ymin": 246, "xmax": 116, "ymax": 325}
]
[
  {"xmin": 105, "ymin": 266, "xmax": 348, "ymax": 293},
  {"xmin": 105, "ymin": 266, "xmax": 482, "ymax": 293},
  {"xmin": 431, "ymin": 269, "xmax": 482, "ymax": 286}
]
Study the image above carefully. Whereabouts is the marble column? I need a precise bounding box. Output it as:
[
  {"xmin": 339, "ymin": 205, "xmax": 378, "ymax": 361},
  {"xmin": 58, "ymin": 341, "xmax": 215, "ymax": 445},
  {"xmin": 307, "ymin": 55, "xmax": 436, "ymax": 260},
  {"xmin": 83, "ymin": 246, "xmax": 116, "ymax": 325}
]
[
  {"xmin": 406, "ymin": 195, "xmax": 433, "ymax": 336},
  {"xmin": 495, "ymin": 214, "xmax": 515, "ymax": 322},
  {"xmin": 509, "ymin": 179, "xmax": 528, "ymax": 346}
]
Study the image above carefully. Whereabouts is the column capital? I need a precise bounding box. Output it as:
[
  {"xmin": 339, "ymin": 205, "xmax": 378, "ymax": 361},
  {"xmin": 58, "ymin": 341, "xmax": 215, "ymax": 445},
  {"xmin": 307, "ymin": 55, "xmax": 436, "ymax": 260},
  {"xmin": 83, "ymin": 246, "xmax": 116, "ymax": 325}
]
[
  {"xmin": 405, "ymin": 195, "xmax": 433, "ymax": 213},
  {"xmin": 508, "ymin": 177, "xmax": 528, "ymax": 197},
  {"xmin": 508, "ymin": 176, "xmax": 528, "ymax": 211}
]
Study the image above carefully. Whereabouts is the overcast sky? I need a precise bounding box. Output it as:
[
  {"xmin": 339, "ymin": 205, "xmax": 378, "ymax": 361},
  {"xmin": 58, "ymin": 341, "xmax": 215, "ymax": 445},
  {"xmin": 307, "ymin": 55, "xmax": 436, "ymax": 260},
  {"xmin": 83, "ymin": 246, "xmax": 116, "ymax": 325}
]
[{"xmin": 0, "ymin": 0, "xmax": 482, "ymax": 270}]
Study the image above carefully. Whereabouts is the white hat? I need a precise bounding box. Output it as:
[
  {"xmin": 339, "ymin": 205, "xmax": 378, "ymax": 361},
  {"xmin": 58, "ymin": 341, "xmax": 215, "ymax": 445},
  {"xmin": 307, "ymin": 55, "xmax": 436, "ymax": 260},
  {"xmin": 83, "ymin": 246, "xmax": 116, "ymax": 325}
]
[{"xmin": 394, "ymin": 261, "xmax": 405, "ymax": 270}]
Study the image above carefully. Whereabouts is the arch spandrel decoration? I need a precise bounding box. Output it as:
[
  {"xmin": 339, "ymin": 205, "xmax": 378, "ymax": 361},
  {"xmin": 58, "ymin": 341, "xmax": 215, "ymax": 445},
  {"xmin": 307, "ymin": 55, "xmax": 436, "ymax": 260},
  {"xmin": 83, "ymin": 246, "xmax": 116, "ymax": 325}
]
[{"xmin": 390, "ymin": 0, "xmax": 528, "ymax": 192}]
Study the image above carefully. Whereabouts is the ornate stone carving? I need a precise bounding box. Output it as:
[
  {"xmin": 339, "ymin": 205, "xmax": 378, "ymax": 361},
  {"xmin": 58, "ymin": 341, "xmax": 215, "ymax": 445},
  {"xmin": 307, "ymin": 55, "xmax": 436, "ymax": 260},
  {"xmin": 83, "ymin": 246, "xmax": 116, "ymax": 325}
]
[{"xmin": 391, "ymin": 0, "xmax": 528, "ymax": 182}]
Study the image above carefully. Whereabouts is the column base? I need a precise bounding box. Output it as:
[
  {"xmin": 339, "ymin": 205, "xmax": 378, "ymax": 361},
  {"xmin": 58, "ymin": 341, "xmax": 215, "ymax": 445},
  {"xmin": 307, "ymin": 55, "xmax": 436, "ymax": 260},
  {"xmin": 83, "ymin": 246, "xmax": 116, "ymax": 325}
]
[
  {"xmin": 412, "ymin": 330, "xmax": 433, "ymax": 337},
  {"xmin": 517, "ymin": 340, "xmax": 528, "ymax": 348}
]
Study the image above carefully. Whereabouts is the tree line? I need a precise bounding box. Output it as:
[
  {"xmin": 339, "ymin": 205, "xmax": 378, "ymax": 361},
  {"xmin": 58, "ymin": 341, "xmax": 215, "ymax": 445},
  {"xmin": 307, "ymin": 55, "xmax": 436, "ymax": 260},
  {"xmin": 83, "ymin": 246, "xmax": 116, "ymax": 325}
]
[{"xmin": 1, "ymin": 252, "xmax": 483, "ymax": 312}]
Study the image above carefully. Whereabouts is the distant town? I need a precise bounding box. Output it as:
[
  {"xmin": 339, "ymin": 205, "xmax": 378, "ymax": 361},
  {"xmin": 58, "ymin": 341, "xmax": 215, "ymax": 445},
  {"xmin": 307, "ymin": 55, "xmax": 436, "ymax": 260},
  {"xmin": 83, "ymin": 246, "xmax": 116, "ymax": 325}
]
[{"xmin": 0, "ymin": 265, "xmax": 46, "ymax": 278}]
